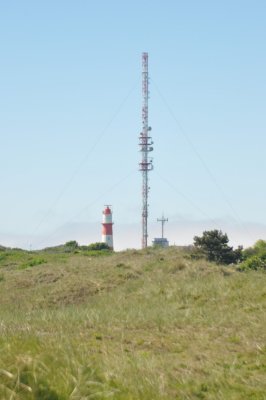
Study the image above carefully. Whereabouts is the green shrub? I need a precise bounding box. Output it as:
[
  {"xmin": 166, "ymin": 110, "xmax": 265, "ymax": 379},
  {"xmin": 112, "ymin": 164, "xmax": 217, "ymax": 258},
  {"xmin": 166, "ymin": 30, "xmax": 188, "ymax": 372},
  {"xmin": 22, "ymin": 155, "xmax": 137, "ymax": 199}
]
[
  {"xmin": 243, "ymin": 239, "xmax": 266, "ymax": 260},
  {"xmin": 19, "ymin": 258, "xmax": 47, "ymax": 270},
  {"xmin": 64, "ymin": 240, "xmax": 79, "ymax": 252},
  {"xmin": 239, "ymin": 255, "xmax": 266, "ymax": 271},
  {"xmin": 87, "ymin": 242, "xmax": 111, "ymax": 251}
]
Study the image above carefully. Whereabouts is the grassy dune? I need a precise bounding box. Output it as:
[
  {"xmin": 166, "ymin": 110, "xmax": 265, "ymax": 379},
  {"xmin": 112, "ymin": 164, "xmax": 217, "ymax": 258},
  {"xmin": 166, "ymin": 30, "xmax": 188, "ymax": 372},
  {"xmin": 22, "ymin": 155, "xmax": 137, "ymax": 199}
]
[{"xmin": 0, "ymin": 247, "xmax": 266, "ymax": 399}]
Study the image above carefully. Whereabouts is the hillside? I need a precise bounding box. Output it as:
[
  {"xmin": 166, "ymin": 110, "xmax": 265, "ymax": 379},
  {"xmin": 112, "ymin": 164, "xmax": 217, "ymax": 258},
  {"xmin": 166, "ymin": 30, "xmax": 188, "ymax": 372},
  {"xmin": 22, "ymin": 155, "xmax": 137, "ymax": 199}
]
[{"xmin": 0, "ymin": 247, "xmax": 266, "ymax": 399}]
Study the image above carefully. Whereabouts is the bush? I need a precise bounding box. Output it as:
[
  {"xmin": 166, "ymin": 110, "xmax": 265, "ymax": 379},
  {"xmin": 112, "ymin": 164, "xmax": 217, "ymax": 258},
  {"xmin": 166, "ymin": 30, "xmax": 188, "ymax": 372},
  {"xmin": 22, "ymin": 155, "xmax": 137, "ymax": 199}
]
[
  {"xmin": 239, "ymin": 240, "xmax": 266, "ymax": 271},
  {"xmin": 64, "ymin": 241, "xmax": 79, "ymax": 252},
  {"xmin": 19, "ymin": 258, "xmax": 47, "ymax": 270},
  {"xmin": 239, "ymin": 255, "xmax": 266, "ymax": 271},
  {"xmin": 87, "ymin": 242, "xmax": 111, "ymax": 251},
  {"xmin": 243, "ymin": 240, "xmax": 266, "ymax": 260}
]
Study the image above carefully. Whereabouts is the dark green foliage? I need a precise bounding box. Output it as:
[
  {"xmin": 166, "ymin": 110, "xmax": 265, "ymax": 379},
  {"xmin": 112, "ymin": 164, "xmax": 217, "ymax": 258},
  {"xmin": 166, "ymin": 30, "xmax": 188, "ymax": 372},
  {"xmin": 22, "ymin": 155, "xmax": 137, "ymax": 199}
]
[
  {"xmin": 193, "ymin": 230, "xmax": 243, "ymax": 265},
  {"xmin": 64, "ymin": 241, "xmax": 79, "ymax": 252},
  {"xmin": 86, "ymin": 242, "xmax": 111, "ymax": 251}
]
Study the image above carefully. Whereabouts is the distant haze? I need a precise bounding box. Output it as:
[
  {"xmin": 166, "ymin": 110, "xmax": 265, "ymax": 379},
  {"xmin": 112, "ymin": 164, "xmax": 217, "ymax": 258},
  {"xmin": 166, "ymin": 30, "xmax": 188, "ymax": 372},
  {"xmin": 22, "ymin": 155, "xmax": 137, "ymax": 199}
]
[{"xmin": 1, "ymin": 217, "xmax": 265, "ymax": 251}]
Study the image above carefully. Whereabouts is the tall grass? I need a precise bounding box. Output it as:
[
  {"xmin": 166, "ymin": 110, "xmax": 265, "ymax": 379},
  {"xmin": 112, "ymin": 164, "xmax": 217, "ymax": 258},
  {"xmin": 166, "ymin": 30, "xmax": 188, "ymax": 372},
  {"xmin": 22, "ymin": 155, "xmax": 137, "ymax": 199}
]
[{"xmin": 0, "ymin": 247, "xmax": 266, "ymax": 399}]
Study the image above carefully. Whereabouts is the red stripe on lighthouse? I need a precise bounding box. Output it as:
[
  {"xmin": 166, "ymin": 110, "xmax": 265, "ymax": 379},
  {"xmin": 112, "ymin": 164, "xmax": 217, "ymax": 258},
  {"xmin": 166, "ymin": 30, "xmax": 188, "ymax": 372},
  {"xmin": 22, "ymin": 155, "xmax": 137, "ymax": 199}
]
[{"xmin": 102, "ymin": 224, "xmax": 113, "ymax": 235}]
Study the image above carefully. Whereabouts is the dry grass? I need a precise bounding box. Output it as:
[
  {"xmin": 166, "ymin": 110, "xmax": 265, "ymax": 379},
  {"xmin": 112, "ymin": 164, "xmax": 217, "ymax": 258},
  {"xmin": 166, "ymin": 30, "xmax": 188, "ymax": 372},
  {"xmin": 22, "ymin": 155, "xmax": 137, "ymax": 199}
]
[{"xmin": 0, "ymin": 247, "xmax": 266, "ymax": 399}]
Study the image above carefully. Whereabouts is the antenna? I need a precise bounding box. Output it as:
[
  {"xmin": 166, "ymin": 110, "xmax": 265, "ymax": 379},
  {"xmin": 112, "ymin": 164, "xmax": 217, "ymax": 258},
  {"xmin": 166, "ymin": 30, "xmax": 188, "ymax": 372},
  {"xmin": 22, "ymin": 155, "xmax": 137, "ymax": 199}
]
[
  {"xmin": 139, "ymin": 52, "xmax": 153, "ymax": 248},
  {"xmin": 157, "ymin": 214, "xmax": 168, "ymax": 239}
]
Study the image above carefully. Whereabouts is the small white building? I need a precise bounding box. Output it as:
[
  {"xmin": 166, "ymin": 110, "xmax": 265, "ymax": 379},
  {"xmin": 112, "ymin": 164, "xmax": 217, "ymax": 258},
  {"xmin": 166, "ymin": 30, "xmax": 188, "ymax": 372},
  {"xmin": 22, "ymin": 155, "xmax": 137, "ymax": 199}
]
[{"xmin": 152, "ymin": 237, "xmax": 169, "ymax": 248}]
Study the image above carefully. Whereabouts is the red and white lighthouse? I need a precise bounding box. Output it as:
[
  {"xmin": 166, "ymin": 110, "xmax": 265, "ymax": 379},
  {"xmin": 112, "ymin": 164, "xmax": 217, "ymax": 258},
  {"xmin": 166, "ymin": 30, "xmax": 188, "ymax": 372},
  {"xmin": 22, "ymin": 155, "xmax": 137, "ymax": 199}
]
[{"xmin": 102, "ymin": 205, "xmax": 113, "ymax": 249}]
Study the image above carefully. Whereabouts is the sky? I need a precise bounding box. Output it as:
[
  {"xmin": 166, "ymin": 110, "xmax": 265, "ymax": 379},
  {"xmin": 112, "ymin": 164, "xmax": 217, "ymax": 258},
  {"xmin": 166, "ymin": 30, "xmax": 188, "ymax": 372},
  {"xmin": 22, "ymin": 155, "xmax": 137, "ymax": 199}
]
[{"xmin": 0, "ymin": 0, "xmax": 266, "ymax": 250}]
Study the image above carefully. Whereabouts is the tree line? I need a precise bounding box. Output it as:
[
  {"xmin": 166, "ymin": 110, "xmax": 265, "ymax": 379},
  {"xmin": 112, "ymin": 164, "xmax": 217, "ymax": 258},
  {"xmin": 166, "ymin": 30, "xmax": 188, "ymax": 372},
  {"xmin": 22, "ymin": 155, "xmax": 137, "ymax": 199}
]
[{"xmin": 193, "ymin": 229, "xmax": 266, "ymax": 270}]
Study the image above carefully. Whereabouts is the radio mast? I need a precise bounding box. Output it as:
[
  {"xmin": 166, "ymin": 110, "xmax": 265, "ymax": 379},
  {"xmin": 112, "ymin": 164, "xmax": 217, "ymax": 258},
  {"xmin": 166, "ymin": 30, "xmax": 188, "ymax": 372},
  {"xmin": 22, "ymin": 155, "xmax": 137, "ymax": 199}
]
[{"xmin": 139, "ymin": 52, "xmax": 153, "ymax": 248}]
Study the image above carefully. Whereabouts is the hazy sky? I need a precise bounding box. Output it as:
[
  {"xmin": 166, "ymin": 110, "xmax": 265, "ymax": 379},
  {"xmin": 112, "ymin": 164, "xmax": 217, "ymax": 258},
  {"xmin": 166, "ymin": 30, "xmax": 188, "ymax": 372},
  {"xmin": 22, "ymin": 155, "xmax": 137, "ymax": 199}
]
[{"xmin": 1, "ymin": 0, "xmax": 266, "ymax": 250}]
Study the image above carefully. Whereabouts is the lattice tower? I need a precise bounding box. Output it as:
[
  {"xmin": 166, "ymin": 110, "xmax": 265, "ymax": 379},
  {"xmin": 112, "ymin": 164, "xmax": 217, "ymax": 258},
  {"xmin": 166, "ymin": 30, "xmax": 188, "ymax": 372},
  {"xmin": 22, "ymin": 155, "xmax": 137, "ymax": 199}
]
[{"xmin": 139, "ymin": 52, "xmax": 153, "ymax": 248}]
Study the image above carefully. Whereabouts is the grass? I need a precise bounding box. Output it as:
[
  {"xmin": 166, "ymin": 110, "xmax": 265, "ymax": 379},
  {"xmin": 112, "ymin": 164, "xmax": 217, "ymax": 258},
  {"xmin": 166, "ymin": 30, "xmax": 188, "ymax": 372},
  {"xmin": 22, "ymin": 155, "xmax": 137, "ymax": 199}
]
[{"xmin": 0, "ymin": 247, "xmax": 266, "ymax": 399}]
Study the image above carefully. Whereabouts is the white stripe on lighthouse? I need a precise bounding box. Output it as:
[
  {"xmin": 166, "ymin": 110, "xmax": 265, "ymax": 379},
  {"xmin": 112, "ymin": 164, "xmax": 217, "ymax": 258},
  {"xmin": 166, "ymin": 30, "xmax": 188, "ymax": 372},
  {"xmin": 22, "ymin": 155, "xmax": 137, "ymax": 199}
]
[
  {"xmin": 102, "ymin": 235, "xmax": 113, "ymax": 248},
  {"xmin": 102, "ymin": 214, "xmax": 112, "ymax": 224}
]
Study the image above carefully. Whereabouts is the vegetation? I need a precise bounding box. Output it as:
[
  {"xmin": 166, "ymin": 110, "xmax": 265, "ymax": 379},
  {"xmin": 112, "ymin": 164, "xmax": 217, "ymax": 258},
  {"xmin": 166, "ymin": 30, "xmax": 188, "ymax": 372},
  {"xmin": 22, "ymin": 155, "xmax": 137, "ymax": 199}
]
[
  {"xmin": 86, "ymin": 242, "xmax": 111, "ymax": 251},
  {"xmin": 43, "ymin": 241, "xmax": 111, "ymax": 254},
  {"xmin": 193, "ymin": 230, "xmax": 243, "ymax": 264},
  {"xmin": 0, "ymin": 245, "xmax": 265, "ymax": 399},
  {"xmin": 239, "ymin": 240, "xmax": 266, "ymax": 271}
]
